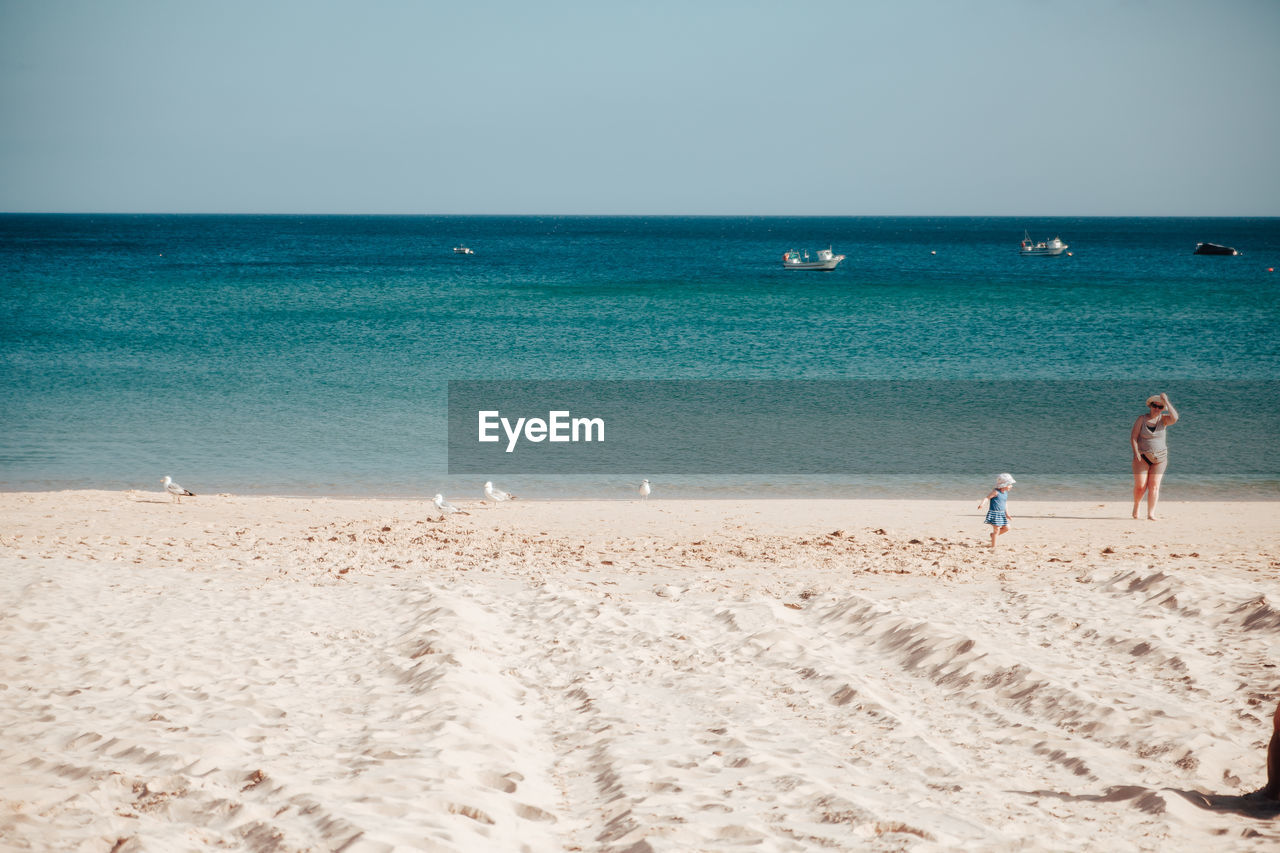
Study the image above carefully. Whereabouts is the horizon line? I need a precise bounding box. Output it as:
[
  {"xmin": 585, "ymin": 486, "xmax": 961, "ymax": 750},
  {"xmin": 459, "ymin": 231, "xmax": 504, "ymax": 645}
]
[{"xmin": 3, "ymin": 211, "xmax": 1279, "ymax": 219}]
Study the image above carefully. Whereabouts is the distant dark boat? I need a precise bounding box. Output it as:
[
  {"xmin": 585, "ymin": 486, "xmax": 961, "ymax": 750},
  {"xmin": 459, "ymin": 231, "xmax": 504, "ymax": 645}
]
[{"xmin": 1194, "ymin": 242, "xmax": 1238, "ymax": 256}]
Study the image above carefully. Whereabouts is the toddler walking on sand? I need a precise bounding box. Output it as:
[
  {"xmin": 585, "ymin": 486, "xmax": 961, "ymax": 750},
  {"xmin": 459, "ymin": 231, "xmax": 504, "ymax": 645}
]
[{"xmin": 978, "ymin": 473, "xmax": 1015, "ymax": 549}]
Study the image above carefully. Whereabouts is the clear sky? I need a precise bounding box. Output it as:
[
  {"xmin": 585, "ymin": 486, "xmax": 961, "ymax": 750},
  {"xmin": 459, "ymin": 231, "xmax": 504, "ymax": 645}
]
[{"xmin": 2, "ymin": 0, "xmax": 1278, "ymax": 215}]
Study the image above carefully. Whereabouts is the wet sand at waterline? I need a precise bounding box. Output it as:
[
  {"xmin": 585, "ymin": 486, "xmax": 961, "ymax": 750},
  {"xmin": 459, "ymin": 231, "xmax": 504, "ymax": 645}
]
[{"xmin": 2, "ymin": 491, "xmax": 1277, "ymax": 851}]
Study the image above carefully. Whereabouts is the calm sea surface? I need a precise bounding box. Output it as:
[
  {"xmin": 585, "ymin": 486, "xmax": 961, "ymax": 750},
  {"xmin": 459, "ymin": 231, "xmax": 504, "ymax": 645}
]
[{"xmin": 2, "ymin": 215, "xmax": 1278, "ymax": 498}]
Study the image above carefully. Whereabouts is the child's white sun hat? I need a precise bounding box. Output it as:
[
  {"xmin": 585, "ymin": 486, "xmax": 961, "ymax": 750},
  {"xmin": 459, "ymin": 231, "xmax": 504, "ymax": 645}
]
[{"xmin": 995, "ymin": 473, "xmax": 1016, "ymax": 488}]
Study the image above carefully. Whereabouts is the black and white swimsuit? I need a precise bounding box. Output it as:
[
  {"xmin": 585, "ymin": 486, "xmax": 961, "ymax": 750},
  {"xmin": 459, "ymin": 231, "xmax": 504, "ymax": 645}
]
[{"xmin": 1136, "ymin": 417, "xmax": 1168, "ymax": 463}]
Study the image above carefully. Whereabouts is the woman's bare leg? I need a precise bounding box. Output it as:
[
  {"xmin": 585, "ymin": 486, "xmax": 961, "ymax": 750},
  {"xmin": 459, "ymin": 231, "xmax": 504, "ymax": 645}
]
[
  {"xmin": 1131, "ymin": 456, "xmax": 1149, "ymax": 519},
  {"xmin": 1147, "ymin": 459, "xmax": 1167, "ymax": 520}
]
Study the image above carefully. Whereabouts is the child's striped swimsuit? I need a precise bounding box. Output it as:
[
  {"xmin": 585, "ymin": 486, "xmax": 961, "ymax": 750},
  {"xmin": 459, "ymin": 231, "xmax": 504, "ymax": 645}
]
[{"xmin": 986, "ymin": 490, "xmax": 1008, "ymax": 526}]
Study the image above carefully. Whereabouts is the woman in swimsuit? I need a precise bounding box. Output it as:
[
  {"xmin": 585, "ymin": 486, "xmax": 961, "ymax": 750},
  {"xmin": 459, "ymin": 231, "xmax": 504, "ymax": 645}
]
[{"xmin": 1130, "ymin": 392, "xmax": 1178, "ymax": 520}]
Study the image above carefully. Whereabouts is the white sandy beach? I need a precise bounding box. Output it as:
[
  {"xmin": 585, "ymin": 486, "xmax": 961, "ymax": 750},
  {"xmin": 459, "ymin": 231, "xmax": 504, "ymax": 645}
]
[{"xmin": 1, "ymin": 491, "xmax": 1277, "ymax": 852}]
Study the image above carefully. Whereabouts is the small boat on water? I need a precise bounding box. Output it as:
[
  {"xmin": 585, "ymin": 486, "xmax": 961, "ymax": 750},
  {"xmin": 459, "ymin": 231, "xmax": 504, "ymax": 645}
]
[
  {"xmin": 782, "ymin": 247, "xmax": 845, "ymax": 270},
  {"xmin": 1020, "ymin": 231, "xmax": 1068, "ymax": 256},
  {"xmin": 453, "ymin": 246, "xmax": 475, "ymax": 255},
  {"xmin": 1193, "ymin": 242, "xmax": 1238, "ymax": 256}
]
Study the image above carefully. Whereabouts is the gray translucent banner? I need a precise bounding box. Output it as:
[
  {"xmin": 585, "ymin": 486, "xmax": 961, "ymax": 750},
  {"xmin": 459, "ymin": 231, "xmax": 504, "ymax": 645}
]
[{"xmin": 447, "ymin": 380, "xmax": 1278, "ymax": 477}]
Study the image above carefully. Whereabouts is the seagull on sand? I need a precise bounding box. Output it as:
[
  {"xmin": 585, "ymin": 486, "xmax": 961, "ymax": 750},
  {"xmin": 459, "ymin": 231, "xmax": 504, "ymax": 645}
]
[
  {"xmin": 639, "ymin": 479, "xmax": 651, "ymax": 500},
  {"xmin": 433, "ymin": 493, "xmax": 468, "ymax": 518},
  {"xmin": 483, "ymin": 481, "xmax": 515, "ymax": 504},
  {"xmin": 161, "ymin": 475, "xmax": 195, "ymax": 504}
]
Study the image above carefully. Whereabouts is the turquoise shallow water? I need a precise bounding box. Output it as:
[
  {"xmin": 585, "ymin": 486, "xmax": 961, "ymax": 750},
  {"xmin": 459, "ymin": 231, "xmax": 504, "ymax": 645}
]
[{"xmin": 2, "ymin": 215, "xmax": 1278, "ymax": 498}]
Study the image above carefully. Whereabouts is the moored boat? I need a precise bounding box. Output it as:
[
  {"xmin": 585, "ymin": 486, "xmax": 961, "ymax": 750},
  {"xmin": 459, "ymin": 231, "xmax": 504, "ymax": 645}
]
[
  {"xmin": 782, "ymin": 247, "xmax": 845, "ymax": 270},
  {"xmin": 1020, "ymin": 231, "xmax": 1068, "ymax": 256},
  {"xmin": 1193, "ymin": 242, "xmax": 1238, "ymax": 256}
]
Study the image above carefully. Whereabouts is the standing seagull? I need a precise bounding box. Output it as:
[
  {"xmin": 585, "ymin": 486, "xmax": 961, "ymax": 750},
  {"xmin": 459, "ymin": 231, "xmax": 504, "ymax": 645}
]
[
  {"xmin": 483, "ymin": 481, "xmax": 516, "ymax": 504},
  {"xmin": 161, "ymin": 475, "xmax": 195, "ymax": 504},
  {"xmin": 639, "ymin": 479, "xmax": 651, "ymax": 500},
  {"xmin": 433, "ymin": 493, "xmax": 468, "ymax": 518}
]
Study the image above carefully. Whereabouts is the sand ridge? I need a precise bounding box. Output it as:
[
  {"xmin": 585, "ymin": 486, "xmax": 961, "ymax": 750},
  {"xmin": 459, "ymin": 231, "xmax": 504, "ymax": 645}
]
[{"xmin": 1, "ymin": 491, "xmax": 1277, "ymax": 851}]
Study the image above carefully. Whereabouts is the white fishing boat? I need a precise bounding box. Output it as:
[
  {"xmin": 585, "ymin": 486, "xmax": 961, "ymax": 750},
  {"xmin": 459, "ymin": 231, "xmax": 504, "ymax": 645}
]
[
  {"xmin": 1019, "ymin": 231, "xmax": 1068, "ymax": 256},
  {"xmin": 782, "ymin": 247, "xmax": 845, "ymax": 270},
  {"xmin": 453, "ymin": 246, "xmax": 474, "ymax": 255}
]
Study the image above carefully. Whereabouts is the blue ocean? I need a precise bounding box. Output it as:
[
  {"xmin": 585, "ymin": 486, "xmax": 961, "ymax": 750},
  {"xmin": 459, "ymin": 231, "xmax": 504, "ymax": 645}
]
[{"xmin": 2, "ymin": 215, "xmax": 1278, "ymax": 498}]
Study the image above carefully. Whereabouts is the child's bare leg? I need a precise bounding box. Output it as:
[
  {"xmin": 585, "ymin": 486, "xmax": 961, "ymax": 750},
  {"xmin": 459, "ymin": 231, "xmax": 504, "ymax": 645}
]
[{"xmin": 989, "ymin": 526, "xmax": 998, "ymax": 548}]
